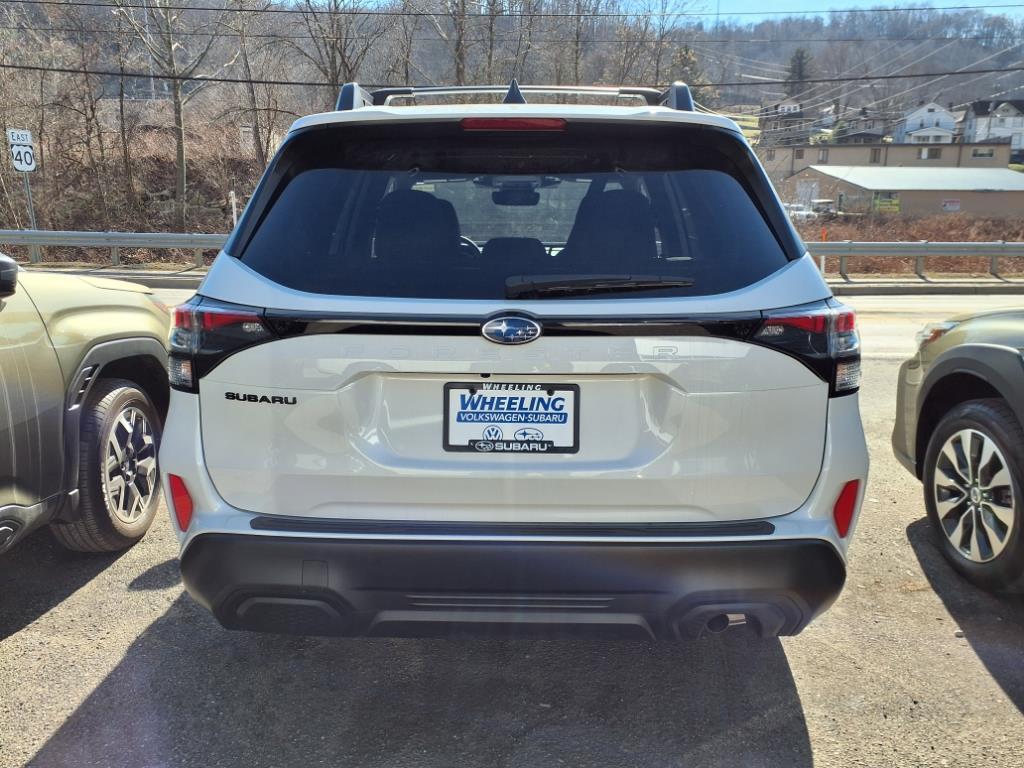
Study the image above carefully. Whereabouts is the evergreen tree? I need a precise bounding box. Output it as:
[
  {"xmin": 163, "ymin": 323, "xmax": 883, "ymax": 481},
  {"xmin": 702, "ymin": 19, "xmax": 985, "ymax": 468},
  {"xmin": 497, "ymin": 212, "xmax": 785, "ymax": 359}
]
[
  {"xmin": 785, "ymin": 48, "xmax": 815, "ymax": 98},
  {"xmin": 671, "ymin": 46, "xmax": 718, "ymax": 107}
]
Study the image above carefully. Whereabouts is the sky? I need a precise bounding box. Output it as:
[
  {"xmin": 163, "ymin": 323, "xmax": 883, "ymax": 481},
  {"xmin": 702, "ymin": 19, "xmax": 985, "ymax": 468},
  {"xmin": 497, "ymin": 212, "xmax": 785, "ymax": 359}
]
[{"xmin": 705, "ymin": 1, "xmax": 1024, "ymax": 20}]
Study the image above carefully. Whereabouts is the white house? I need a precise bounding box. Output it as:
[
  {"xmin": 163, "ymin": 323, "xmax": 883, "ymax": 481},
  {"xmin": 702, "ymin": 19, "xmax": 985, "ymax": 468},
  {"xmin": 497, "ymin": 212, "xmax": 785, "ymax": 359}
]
[
  {"xmin": 893, "ymin": 101, "xmax": 956, "ymax": 144},
  {"xmin": 963, "ymin": 101, "xmax": 1024, "ymax": 160}
]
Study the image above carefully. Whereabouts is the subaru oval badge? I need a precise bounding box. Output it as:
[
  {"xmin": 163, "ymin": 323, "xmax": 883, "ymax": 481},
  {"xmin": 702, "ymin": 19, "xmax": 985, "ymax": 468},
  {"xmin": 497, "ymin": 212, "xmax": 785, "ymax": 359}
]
[{"xmin": 481, "ymin": 316, "xmax": 542, "ymax": 345}]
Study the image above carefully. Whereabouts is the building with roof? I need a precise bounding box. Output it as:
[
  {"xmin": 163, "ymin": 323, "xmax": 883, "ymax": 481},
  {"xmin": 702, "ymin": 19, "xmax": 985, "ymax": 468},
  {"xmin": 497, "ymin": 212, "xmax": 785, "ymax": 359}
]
[
  {"xmin": 892, "ymin": 101, "xmax": 957, "ymax": 144},
  {"xmin": 831, "ymin": 107, "xmax": 892, "ymax": 144},
  {"xmin": 758, "ymin": 100, "xmax": 817, "ymax": 146},
  {"xmin": 756, "ymin": 141, "xmax": 1013, "ymax": 188},
  {"xmin": 778, "ymin": 166, "xmax": 1024, "ymax": 216},
  {"xmin": 963, "ymin": 101, "xmax": 1024, "ymax": 161}
]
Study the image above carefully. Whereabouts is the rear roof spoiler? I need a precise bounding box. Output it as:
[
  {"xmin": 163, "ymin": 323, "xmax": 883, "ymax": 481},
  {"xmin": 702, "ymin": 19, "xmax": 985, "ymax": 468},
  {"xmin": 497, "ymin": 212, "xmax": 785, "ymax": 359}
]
[{"xmin": 335, "ymin": 80, "xmax": 694, "ymax": 112}]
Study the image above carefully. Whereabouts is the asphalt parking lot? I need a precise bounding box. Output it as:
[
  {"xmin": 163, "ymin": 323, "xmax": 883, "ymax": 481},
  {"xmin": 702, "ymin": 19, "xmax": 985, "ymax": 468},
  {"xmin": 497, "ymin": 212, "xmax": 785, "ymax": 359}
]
[{"xmin": 2, "ymin": 295, "xmax": 1023, "ymax": 768}]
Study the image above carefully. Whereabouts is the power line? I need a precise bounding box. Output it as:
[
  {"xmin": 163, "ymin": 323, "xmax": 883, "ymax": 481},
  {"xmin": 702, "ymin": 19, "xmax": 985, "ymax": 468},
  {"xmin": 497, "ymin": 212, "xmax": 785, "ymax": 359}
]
[
  {"xmin": 10, "ymin": 20, "xmax": 1023, "ymax": 45},
  {"xmin": 9, "ymin": 0, "xmax": 1024, "ymax": 19},
  {"xmin": 3, "ymin": 20, "xmax": 1023, "ymax": 44},
  {"xmin": 848, "ymin": 43, "xmax": 1024, "ymax": 111},
  {"xmin": 782, "ymin": 38, "xmax": 962, "ymax": 116},
  {"xmin": 0, "ymin": 61, "xmax": 333, "ymax": 87},
  {"xmin": 3, "ymin": 60, "xmax": 1024, "ymax": 89},
  {"xmin": 747, "ymin": 38, "xmax": 953, "ymax": 116},
  {"xmin": 758, "ymin": 41, "xmax": 1022, "ymax": 135}
]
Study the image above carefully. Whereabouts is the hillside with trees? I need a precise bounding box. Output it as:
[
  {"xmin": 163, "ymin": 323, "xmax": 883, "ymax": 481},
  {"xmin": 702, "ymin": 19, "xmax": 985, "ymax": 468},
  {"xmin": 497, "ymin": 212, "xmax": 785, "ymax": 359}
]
[{"xmin": 0, "ymin": 0, "xmax": 1022, "ymax": 236}]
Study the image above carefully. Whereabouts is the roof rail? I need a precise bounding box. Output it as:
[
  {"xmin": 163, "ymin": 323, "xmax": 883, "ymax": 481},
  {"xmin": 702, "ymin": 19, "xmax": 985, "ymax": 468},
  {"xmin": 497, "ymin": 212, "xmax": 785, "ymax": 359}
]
[
  {"xmin": 335, "ymin": 82, "xmax": 373, "ymax": 111},
  {"xmin": 332, "ymin": 82, "xmax": 695, "ymax": 111},
  {"xmin": 660, "ymin": 82, "xmax": 694, "ymax": 111}
]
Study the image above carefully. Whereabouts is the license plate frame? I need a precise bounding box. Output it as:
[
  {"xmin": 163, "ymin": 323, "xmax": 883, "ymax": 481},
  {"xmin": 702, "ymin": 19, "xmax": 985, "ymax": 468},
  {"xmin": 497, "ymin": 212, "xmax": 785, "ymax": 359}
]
[{"xmin": 443, "ymin": 382, "xmax": 580, "ymax": 454}]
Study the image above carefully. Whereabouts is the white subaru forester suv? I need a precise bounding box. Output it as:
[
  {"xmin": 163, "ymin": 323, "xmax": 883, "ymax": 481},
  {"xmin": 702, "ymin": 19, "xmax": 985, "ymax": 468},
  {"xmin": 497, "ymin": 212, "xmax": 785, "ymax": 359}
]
[{"xmin": 160, "ymin": 82, "xmax": 868, "ymax": 640}]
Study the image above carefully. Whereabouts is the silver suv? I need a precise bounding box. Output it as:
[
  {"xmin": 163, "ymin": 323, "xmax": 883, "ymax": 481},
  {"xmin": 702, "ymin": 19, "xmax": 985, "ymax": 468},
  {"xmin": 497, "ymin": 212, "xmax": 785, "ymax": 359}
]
[{"xmin": 160, "ymin": 83, "xmax": 869, "ymax": 639}]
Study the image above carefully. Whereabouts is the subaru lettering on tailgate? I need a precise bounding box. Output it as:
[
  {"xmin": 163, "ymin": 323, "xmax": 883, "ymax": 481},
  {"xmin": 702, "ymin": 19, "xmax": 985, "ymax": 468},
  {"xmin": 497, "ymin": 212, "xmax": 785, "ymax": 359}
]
[{"xmin": 444, "ymin": 382, "xmax": 579, "ymax": 453}]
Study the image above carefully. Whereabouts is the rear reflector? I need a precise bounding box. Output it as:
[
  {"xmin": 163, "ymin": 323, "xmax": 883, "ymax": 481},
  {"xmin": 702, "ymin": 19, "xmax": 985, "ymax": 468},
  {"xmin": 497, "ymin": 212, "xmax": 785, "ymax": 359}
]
[
  {"xmin": 168, "ymin": 474, "xmax": 194, "ymax": 531},
  {"xmin": 460, "ymin": 117, "xmax": 566, "ymax": 131},
  {"xmin": 833, "ymin": 480, "xmax": 860, "ymax": 538}
]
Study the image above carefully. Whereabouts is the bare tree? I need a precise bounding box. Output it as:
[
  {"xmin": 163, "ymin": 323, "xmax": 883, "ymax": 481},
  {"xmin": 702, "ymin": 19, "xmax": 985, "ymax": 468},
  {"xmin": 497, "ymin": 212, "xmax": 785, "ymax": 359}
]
[
  {"xmin": 220, "ymin": 0, "xmax": 290, "ymax": 168},
  {"xmin": 381, "ymin": 0, "xmax": 421, "ymax": 84},
  {"xmin": 287, "ymin": 0, "xmax": 385, "ymax": 108},
  {"xmin": 555, "ymin": 0, "xmax": 605, "ymax": 85},
  {"xmin": 648, "ymin": 0, "xmax": 678, "ymax": 84},
  {"xmin": 481, "ymin": 0, "xmax": 502, "ymax": 82},
  {"xmin": 609, "ymin": 11, "xmax": 652, "ymax": 84},
  {"xmin": 506, "ymin": 0, "xmax": 538, "ymax": 81},
  {"xmin": 113, "ymin": 0, "xmax": 228, "ymax": 231},
  {"xmin": 420, "ymin": 0, "xmax": 473, "ymax": 85},
  {"xmin": 114, "ymin": 11, "xmax": 142, "ymax": 215}
]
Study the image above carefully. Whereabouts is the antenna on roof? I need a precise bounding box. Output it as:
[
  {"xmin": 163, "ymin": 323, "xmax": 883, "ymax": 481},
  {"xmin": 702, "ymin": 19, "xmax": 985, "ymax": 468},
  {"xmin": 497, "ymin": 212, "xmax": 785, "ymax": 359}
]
[{"xmin": 503, "ymin": 79, "xmax": 528, "ymax": 104}]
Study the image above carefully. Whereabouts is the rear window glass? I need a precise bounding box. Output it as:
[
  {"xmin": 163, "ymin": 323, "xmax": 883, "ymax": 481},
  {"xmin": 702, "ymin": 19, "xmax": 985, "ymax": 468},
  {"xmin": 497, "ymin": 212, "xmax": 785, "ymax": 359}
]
[{"xmin": 235, "ymin": 123, "xmax": 796, "ymax": 300}]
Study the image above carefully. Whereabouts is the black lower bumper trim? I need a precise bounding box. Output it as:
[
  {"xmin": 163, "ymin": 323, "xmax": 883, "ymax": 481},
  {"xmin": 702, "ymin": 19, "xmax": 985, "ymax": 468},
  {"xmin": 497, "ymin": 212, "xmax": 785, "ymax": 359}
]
[
  {"xmin": 249, "ymin": 516, "xmax": 775, "ymax": 537},
  {"xmin": 181, "ymin": 535, "xmax": 845, "ymax": 640}
]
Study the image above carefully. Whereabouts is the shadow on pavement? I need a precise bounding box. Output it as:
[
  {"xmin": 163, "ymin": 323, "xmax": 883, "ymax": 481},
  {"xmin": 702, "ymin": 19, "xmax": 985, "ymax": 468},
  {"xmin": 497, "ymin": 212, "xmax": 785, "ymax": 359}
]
[
  {"xmin": 0, "ymin": 529, "xmax": 125, "ymax": 641},
  {"xmin": 907, "ymin": 517, "xmax": 1024, "ymax": 711},
  {"xmin": 28, "ymin": 593, "xmax": 813, "ymax": 768},
  {"xmin": 127, "ymin": 557, "xmax": 180, "ymax": 591}
]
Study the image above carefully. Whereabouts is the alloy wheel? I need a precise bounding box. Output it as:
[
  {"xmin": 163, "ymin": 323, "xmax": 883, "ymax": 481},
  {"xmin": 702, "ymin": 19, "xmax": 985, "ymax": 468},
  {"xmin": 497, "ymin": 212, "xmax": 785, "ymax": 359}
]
[
  {"xmin": 933, "ymin": 428, "xmax": 1016, "ymax": 563},
  {"xmin": 102, "ymin": 406, "xmax": 158, "ymax": 524}
]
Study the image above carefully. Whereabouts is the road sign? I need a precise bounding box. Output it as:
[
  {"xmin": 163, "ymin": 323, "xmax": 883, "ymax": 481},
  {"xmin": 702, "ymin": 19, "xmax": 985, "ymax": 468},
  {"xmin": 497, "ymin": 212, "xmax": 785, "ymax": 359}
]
[{"xmin": 7, "ymin": 128, "xmax": 36, "ymax": 172}]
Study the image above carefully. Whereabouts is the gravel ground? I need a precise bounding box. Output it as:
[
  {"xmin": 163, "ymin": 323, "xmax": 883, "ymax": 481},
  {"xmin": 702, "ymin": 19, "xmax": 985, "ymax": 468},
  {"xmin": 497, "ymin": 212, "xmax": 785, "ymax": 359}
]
[{"xmin": 1, "ymin": 357, "xmax": 1022, "ymax": 768}]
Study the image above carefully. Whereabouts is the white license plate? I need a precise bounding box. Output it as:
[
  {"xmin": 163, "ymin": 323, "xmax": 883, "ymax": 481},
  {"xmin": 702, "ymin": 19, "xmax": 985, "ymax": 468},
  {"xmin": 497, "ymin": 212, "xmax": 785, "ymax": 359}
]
[{"xmin": 443, "ymin": 382, "xmax": 580, "ymax": 454}]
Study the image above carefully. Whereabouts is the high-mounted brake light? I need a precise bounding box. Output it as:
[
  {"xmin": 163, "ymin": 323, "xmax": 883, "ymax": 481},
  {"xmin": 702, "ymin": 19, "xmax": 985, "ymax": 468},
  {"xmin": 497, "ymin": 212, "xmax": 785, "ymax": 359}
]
[
  {"xmin": 833, "ymin": 480, "xmax": 860, "ymax": 538},
  {"xmin": 460, "ymin": 117, "xmax": 566, "ymax": 131},
  {"xmin": 169, "ymin": 300, "xmax": 273, "ymax": 391},
  {"xmin": 168, "ymin": 474, "xmax": 194, "ymax": 531}
]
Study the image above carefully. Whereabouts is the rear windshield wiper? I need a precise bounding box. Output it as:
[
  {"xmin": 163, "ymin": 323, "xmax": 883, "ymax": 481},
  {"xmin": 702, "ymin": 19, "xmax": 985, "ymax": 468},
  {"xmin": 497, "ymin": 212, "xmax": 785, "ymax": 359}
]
[{"xmin": 505, "ymin": 274, "xmax": 694, "ymax": 299}]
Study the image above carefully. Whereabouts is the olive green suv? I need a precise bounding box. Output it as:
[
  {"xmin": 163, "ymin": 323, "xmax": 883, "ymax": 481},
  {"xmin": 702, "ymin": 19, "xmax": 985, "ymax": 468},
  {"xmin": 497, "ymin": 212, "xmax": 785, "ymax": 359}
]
[
  {"xmin": 0, "ymin": 252, "xmax": 169, "ymax": 554},
  {"xmin": 893, "ymin": 309, "xmax": 1024, "ymax": 592}
]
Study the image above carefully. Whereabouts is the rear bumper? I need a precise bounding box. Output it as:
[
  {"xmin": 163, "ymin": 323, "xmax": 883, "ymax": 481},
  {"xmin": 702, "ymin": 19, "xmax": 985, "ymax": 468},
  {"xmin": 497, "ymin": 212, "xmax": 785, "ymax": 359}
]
[{"xmin": 180, "ymin": 534, "xmax": 846, "ymax": 640}]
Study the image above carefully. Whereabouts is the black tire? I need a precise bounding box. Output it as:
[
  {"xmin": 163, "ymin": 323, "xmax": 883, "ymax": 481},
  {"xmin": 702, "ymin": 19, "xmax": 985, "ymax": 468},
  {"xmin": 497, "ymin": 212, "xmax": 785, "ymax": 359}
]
[
  {"xmin": 922, "ymin": 398, "xmax": 1024, "ymax": 593},
  {"xmin": 50, "ymin": 378, "xmax": 163, "ymax": 553}
]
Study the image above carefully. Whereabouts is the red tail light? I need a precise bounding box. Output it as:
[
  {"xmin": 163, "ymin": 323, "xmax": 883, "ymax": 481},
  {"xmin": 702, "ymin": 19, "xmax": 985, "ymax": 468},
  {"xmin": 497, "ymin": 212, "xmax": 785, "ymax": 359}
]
[
  {"xmin": 169, "ymin": 299, "xmax": 272, "ymax": 391},
  {"xmin": 754, "ymin": 302, "xmax": 860, "ymax": 396},
  {"xmin": 168, "ymin": 474, "xmax": 194, "ymax": 531},
  {"xmin": 461, "ymin": 118, "xmax": 566, "ymax": 131},
  {"xmin": 834, "ymin": 309, "xmax": 856, "ymax": 334},
  {"xmin": 832, "ymin": 480, "xmax": 860, "ymax": 538},
  {"xmin": 758, "ymin": 314, "xmax": 827, "ymax": 334}
]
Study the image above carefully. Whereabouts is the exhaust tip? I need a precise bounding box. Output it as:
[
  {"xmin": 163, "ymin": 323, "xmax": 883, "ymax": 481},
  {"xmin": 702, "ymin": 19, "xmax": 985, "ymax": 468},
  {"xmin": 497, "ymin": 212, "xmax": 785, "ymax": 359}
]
[
  {"xmin": 705, "ymin": 613, "xmax": 749, "ymax": 635},
  {"xmin": 0, "ymin": 520, "xmax": 21, "ymax": 550},
  {"xmin": 705, "ymin": 614, "xmax": 730, "ymax": 634}
]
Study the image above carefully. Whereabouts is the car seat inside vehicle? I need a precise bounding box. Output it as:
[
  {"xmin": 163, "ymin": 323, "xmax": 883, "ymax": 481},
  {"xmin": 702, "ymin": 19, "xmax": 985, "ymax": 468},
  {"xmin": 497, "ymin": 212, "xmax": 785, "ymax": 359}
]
[
  {"xmin": 373, "ymin": 188, "xmax": 462, "ymax": 263},
  {"xmin": 560, "ymin": 189, "xmax": 659, "ymax": 270}
]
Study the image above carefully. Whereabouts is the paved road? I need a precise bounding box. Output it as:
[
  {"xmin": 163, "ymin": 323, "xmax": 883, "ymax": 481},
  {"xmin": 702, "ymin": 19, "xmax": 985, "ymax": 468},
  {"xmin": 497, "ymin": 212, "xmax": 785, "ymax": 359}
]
[{"xmin": 2, "ymin": 296, "xmax": 1023, "ymax": 768}]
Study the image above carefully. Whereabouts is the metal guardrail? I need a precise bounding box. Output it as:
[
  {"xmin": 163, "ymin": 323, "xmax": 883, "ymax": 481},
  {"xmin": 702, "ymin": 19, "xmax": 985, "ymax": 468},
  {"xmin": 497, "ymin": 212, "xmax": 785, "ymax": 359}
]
[
  {"xmin": 0, "ymin": 229, "xmax": 228, "ymax": 266},
  {"xmin": 2, "ymin": 230, "xmax": 1024, "ymax": 279},
  {"xmin": 811, "ymin": 240, "xmax": 1024, "ymax": 281}
]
